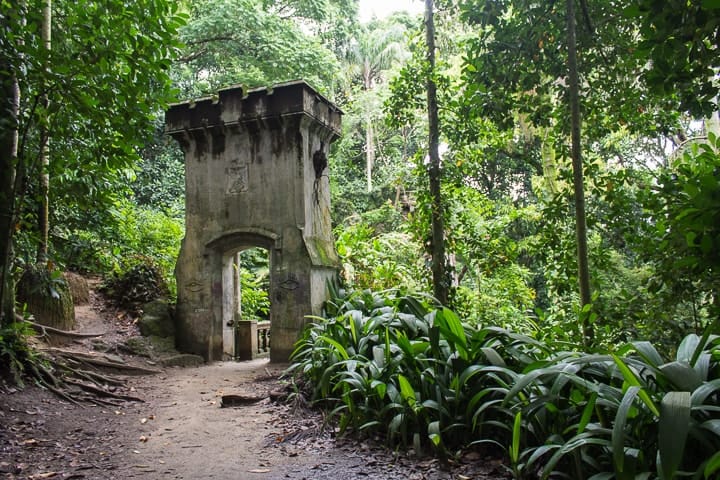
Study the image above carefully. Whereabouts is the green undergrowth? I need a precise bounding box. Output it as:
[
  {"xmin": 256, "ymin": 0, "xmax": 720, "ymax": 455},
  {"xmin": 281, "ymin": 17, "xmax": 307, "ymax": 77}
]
[
  {"xmin": 288, "ymin": 286, "xmax": 720, "ymax": 479},
  {"xmin": 0, "ymin": 318, "xmax": 38, "ymax": 386}
]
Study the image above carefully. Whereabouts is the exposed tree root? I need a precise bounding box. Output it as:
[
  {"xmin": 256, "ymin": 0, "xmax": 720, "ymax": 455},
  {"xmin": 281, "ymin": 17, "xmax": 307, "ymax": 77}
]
[
  {"xmin": 64, "ymin": 378, "xmax": 145, "ymax": 402},
  {"xmin": 20, "ymin": 346, "xmax": 157, "ymax": 405},
  {"xmin": 40, "ymin": 347, "xmax": 162, "ymax": 375},
  {"xmin": 17, "ymin": 313, "xmax": 105, "ymax": 340}
]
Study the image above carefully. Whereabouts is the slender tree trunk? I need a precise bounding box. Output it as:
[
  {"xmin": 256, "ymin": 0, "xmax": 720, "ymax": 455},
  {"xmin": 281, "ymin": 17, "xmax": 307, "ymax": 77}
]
[
  {"xmin": 366, "ymin": 116, "xmax": 374, "ymax": 192},
  {"xmin": 363, "ymin": 69, "xmax": 375, "ymax": 193},
  {"xmin": 37, "ymin": 0, "xmax": 51, "ymax": 264},
  {"xmin": 425, "ymin": 0, "xmax": 447, "ymax": 305},
  {"xmin": 566, "ymin": 0, "xmax": 593, "ymax": 342}
]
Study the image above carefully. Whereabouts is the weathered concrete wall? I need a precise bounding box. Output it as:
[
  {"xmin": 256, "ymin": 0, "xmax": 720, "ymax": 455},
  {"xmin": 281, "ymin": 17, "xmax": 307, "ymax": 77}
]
[{"xmin": 166, "ymin": 81, "xmax": 341, "ymax": 362}]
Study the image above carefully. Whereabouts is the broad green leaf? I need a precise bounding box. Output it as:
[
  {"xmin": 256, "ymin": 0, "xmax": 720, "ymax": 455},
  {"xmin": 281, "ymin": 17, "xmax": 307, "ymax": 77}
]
[
  {"xmin": 613, "ymin": 386, "xmax": 641, "ymax": 473},
  {"xmin": 372, "ymin": 345, "xmax": 385, "ymax": 369},
  {"xmin": 370, "ymin": 379, "xmax": 387, "ymax": 399},
  {"xmin": 428, "ymin": 420, "xmax": 442, "ymax": 447},
  {"xmin": 693, "ymin": 353, "xmax": 711, "ymax": 381},
  {"xmin": 435, "ymin": 308, "xmax": 468, "ymax": 358},
  {"xmin": 612, "ymin": 355, "xmax": 659, "ymax": 416},
  {"xmin": 525, "ymin": 444, "xmax": 560, "ymax": 470},
  {"xmin": 358, "ymin": 420, "xmax": 381, "ymax": 431},
  {"xmin": 692, "ymin": 379, "xmax": 720, "ymax": 406},
  {"xmin": 541, "ymin": 435, "xmax": 612, "ymax": 480},
  {"xmin": 389, "ymin": 413, "xmax": 404, "ymax": 435},
  {"xmin": 503, "ymin": 366, "xmax": 555, "ymax": 406},
  {"xmin": 481, "ymin": 347, "xmax": 506, "ymax": 367},
  {"xmin": 704, "ymin": 451, "xmax": 720, "ymax": 478},
  {"xmin": 398, "ymin": 374, "xmax": 416, "ymax": 408},
  {"xmin": 677, "ymin": 334, "xmax": 700, "ymax": 363},
  {"xmin": 700, "ymin": 419, "xmax": 720, "ymax": 437},
  {"xmin": 577, "ymin": 392, "xmax": 598, "ymax": 434},
  {"xmin": 659, "ymin": 361, "xmax": 702, "ymax": 391},
  {"xmin": 691, "ymin": 318, "xmax": 720, "ymax": 366},
  {"xmin": 658, "ymin": 391, "xmax": 691, "ymax": 480},
  {"xmin": 318, "ymin": 336, "xmax": 349, "ymax": 360},
  {"xmin": 632, "ymin": 341, "xmax": 664, "ymax": 367},
  {"xmin": 458, "ymin": 364, "xmax": 484, "ymax": 389},
  {"xmin": 510, "ymin": 411, "xmax": 521, "ymax": 465}
]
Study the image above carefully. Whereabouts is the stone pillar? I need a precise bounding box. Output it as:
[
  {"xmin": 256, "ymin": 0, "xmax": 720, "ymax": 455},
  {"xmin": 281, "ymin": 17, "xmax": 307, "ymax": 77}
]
[{"xmin": 165, "ymin": 81, "xmax": 342, "ymax": 362}]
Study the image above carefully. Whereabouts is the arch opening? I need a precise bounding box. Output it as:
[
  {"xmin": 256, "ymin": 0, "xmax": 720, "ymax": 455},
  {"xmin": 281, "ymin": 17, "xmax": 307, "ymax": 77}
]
[{"xmin": 222, "ymin": 247, "xmax": 271, "ymax": 360}]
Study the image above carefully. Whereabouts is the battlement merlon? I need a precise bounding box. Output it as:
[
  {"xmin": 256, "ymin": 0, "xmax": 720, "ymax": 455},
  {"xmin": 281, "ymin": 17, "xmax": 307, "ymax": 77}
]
[{"xmin": 164, "ymin": 80, "xmax": 342, "ymax": 138}]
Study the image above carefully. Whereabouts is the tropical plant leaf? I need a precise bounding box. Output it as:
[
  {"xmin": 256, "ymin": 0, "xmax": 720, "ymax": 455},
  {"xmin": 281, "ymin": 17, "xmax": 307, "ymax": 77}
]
[
  {"xmin": 398, "ymin": 374, "xmax": 417, "ymax": 409},
  {"xmin": 659, "ymin": 361, "xmax": 703, "ymax": 391},
  {"xmin": 613, "ymin": 386, "xmax": 641, "ymax": 473},
  {"xmin": 704, "ymin": 450, "xmax": 720, "ymax": 479},
  {"xmin": 612, "ymin": 355, "xmax": 659, "ymax": 416},
  {"xmin": 632, "ymin": 341, "xmax": 664, "ymax": 367},
  {"xmin": 691, "ymin": 378, "xmax": 720, "ymax": 406},
  {"xmin": 541, "ymin": 435, "xmax": 612, "ymax": 480},
  {"xmin": 318, "ymin": 335, "xmax": 350, "ymax": 360},
  {"xmin": 658, "ymin": 391, "xmax": 691, "ymax": 480},
  {"xmin": 428, "ymin": 420, "xmax": 442, "ymax": 447},
  {"xmin": 677, "ymin": 334, "xmax": 701, "ymax": 364},
  {"xmin": 481, "ymin": 346, "xmax": 506, "ymax": 367},
  {"xmin": 510, "ymin": 411, "xmax": 522, "ymax": 465},
  {"xmin": 699, "ymin": 419, "xmax": 720, "ymax": 437},
  {"xmin": 577, "ymin": 392, "xmax": 598, "ymax": 434}
]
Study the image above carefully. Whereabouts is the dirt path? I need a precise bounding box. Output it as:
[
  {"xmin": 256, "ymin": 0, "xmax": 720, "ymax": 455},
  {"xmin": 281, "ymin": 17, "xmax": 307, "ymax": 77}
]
[
  {"xmin": 115, "ymin": 360, "xmax": 420, "ymax": 480},
  {"xmin": 1, "ymin": 290, "xmax": 506, "ymax": 480}
]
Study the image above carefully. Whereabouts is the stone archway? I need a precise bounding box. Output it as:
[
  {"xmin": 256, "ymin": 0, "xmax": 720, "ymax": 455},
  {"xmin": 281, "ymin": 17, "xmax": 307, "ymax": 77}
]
[{"xmin": 165, "ymin": 81, "xmax": 342, "ymax": 362}]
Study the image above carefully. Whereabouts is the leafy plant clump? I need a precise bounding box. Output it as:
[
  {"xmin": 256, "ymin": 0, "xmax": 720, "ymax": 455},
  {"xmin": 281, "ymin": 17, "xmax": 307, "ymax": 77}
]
[
  {"xmin": 289, "ymin": 286, "xmax": 720, "ymax": 479},
  {"xmin": 0, "ymin": 320, "xmax": 38, "ymax": 385},
  {"xmin": 99, "ymin": 259, "xmax": 169, "ymax": 311}
]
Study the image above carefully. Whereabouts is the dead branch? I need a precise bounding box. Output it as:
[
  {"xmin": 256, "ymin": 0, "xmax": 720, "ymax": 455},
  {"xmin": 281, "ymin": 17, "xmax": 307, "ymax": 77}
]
[{"xmin": 221, "ymin": 393, "xmax": 265, "ymax": 407}]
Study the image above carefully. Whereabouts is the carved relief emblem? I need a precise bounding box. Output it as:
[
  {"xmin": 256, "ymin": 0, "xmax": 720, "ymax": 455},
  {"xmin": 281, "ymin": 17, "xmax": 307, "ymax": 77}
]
[
  {"xmin": 279, "ymin": 273, "xmax": 300, "ymax": 290},
  {"xmin": 225, "ymin": 165, "xmax": 249, "ymax": 194}
]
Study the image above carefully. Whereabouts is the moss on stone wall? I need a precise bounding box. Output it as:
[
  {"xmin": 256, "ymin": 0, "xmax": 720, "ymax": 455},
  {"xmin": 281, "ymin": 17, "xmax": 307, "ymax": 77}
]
[{"xmin": 17, "ymin": 266, "xmax": 75, "ymax": 330}]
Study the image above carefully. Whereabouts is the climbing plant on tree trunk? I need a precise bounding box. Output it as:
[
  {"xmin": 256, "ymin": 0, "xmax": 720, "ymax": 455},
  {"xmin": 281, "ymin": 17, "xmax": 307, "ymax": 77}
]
[
  {"xmin": 566, "ymin": 0, "xmax": 593, "ymax": 342},
  {"xmin": 0, "ymin": 1, "xmax": 23, "ymax": 326},
  {"xmin": 425, "ymin": 0, "xmax": 448, "ymax": 305}
]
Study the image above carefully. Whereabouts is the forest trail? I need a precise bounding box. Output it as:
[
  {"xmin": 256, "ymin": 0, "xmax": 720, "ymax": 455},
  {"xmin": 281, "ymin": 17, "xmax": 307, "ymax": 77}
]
[{"xmin": 1, "ymin": 289, "xmax": 505, "ymax": 480}]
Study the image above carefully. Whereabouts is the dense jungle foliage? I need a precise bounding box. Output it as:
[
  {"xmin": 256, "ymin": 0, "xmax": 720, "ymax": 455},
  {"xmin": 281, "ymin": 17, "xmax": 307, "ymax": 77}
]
[{"xmin": 1, "ymin": 0, "xmax": 719, "ymax": 478}]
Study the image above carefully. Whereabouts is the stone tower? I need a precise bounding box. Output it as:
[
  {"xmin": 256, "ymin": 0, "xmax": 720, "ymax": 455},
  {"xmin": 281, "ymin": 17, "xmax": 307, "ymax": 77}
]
[{"xmin": 165, "ymin": 81, "xmax": 341, "ymax": 362}]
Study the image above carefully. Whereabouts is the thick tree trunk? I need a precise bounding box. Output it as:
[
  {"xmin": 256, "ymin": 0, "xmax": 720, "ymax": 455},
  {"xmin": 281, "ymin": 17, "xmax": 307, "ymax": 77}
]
[
  {"xmin": 0, "ymin": 55, "xmax": 20, "ymax": 326},
  {"xmin": 566, "ymin": 0, "xmax": 593, "ymax": 342},
  {"xmin": 425, "ymin": 0, "xmax": 448, "ymax": 305}
]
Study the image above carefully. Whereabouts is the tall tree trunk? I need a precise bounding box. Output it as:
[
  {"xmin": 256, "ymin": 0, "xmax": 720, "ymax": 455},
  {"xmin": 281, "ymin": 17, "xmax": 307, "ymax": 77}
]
[
  {"xmin": 425, "ymin": 0, "xmax": 447, "ymax": 305},
  {"xmin": 37, "ymin": 0, "xmax": 51, "ymax": 264},
  {"xmin": 0, "ymin": 4, "xmax": 24, "ymax": 325},
  {"xmin": 566, "ymin": 0, "xmax": 593, "ymax": 342}
]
